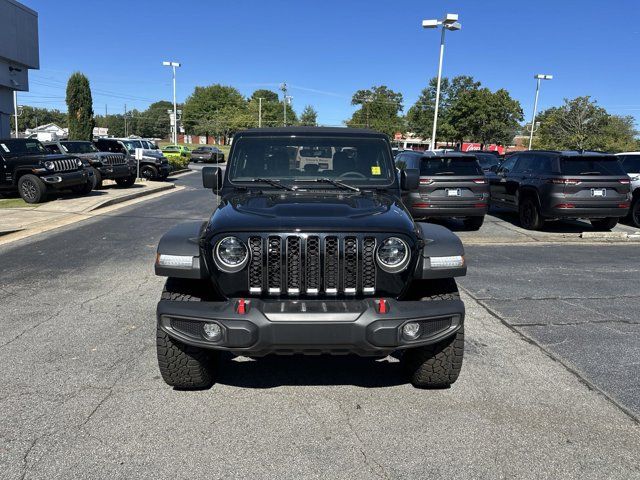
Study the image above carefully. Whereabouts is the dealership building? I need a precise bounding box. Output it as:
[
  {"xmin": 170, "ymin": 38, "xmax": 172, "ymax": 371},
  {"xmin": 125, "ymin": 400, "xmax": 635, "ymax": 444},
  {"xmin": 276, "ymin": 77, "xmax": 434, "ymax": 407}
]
[{"xmin": 0, "ymin": 0, "xmax": 39, "ymax": 138}]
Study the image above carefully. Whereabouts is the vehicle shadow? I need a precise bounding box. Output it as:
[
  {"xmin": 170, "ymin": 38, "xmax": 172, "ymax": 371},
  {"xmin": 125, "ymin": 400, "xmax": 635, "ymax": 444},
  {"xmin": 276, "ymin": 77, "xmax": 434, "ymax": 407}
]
[
  {"xmin": 213, "ymin": 354, "xmax": 407, "ymax": 389},
  {"xmin": 487, "ymin": 207, "xmax": 607, "ymax": 233}
]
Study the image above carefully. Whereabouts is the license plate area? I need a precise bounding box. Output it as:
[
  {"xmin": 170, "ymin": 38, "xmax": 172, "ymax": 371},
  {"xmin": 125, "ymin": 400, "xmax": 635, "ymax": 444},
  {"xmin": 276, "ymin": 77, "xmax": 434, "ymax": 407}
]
[
  {"xmin": 591, "ymin": 188, "xmax": 606, "ymax": 197},
  {"xmin": 446, "ymin": 188, "xmax": 462, "ymax": 197}
]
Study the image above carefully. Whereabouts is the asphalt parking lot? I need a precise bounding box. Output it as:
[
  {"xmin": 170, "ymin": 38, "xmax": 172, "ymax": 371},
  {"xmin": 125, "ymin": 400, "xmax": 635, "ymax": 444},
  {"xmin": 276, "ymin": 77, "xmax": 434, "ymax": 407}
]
[{"xmin": 1, "ymin": 168, "xmax": 638, "ymax": 479}]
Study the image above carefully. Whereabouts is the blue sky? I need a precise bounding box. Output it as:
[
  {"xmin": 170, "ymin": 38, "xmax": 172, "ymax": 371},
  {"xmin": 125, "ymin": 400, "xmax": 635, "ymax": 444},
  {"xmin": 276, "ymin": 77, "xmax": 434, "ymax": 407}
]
[{"xmin": 21, "ymin": 0, "xmax": 640, "ymax": 127}]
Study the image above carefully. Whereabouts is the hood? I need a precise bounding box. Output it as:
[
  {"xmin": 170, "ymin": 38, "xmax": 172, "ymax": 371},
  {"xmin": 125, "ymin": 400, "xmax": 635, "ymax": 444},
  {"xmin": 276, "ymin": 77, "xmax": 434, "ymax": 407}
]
[{"xmin": 207, "ymin": 191, "xmax": 416, "ymax": 234}]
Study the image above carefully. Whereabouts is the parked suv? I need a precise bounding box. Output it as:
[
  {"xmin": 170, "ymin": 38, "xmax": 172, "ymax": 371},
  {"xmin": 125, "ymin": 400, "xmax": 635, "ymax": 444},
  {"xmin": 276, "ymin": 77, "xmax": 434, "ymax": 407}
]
[
  {"xmin": 44, "ymin": 140, "xmax": 135, "ymax": 189},
  {"xmin": 0, "ymin": 138, "xmax": 92, "ymax": 203},
  {"xmin": 154, "ymin": 127, "xmax": 467, "ymax": 389},
  {"xmin": 395, "ymin": 151, "xmax": 489, "ymax": 230},
  {"xmin": 616, "ymin": 152, "xmax": 640, "ymax": 227},
  {"xmin": 94, "ymin": 138, "xmax": 170, "ymax": 180},
  {"xmin": 489, "ymin": 150, "xmax": 631, "ymax": 230}
]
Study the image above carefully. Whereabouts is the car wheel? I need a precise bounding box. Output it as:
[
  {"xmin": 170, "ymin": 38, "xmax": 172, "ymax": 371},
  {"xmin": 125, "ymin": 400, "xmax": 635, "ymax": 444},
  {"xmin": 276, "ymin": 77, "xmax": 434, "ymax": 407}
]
[
  {"xmin": 629, "ymin": 197, "xmax": 640, "ymax": 228},
  {"xmin": 463, "ymin": 215, "xmax": 484, "ymax": 231},
  {"xmin": 141, "ymin": 165, "xmax": 158, "ymax": 180},
  {"xmin": 71, "ymin": 180, "xmax": 93, "ymax": 195},
  {"xmin": 519, "ymin": 197, "xmax": 544, "ymax": 230},
  {"xmin": 156, "ymin": 279, "xmax": 218, "ymax": 389},
  {"xmin": 18, "ymin": 174, "xmax": 47, "ymax": 204},
  {"xmin": 92, "ymin": 168, "xmax": 103, "ymax": 190},
  {"xmin": 115, "ymin": 175, "xmax": 136, "ymax": 187},
  {"xmin": 590, "ymin": 217, "xmax": 618, "ymax": 231}
]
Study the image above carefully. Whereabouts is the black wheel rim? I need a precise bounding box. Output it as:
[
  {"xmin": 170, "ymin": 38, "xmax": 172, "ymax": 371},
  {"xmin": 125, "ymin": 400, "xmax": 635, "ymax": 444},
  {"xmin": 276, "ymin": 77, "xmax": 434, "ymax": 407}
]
[
  {"xmin": 633, "ymin": 202, "xmax": 640, "ymax": 227},
  {"xmin": 142, "ymin": 168, "xmax": 154, "ymax": 179},
  {"xmin": 20, "ymin": 180, "xmax": 36, "ymax": 201}
]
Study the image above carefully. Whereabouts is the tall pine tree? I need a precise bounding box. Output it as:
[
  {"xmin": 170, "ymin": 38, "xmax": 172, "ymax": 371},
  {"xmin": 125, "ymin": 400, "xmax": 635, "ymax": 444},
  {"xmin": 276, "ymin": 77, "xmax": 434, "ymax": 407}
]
[{"xmin": 66, "ymin": 72, "xmax": 95, "ymax": 140}]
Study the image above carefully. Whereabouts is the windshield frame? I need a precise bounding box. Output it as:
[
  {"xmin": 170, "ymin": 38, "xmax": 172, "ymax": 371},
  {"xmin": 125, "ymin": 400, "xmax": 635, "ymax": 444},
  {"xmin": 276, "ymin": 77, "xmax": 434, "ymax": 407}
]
[{"xmin": 226, "ymin": 134, "xmax": 397, "ymax": 190}]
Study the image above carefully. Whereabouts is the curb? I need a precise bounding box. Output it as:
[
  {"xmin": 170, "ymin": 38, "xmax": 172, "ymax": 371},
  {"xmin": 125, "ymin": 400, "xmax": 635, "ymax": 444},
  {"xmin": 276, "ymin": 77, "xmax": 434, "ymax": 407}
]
[
  {"xmin": 580, "ymin": 231, "xmax": 631, "ymax": 240},
  {"xmin": 88, "ymin": 183, "xmax": 175, "ymax": 212},
  {"xmin": 169, "ymin": 169, "xmax": 192, "ymax": 176}
]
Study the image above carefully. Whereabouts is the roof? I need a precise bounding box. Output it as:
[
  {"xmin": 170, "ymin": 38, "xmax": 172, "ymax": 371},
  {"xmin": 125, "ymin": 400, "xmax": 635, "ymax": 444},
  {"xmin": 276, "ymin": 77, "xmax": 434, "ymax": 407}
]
[
  {"xmin": 235, "ymin": 126, "xmax": 387, "ymax": 137},
  {"xmin": 616, "ymin": 152, "xmax": 640, "ymax": 156},
  {"xmin": 520, "ymin": 150, "xmax": 614, "ymax": 157},
  {"xmin": 400, "ymin": 150, "xmax": 474, "ymax": 158}
]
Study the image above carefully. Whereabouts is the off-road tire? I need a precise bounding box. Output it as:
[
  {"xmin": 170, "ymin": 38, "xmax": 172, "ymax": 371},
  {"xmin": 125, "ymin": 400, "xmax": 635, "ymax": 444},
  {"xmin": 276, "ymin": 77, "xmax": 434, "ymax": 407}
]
[
  {"xmin": 463, "ymin": 215, "xmax": 484, "ymax": 231},
  {"xmin": 519, "ymin": 196, "xmax": 545, "ymax": 230},
  {"xmin": 18, "ymin": 174, "xmax": 47, "ymax": 203},
  {"xmin": 401, "ymin": 278, "xmax": 464, "ymax": 388},
  {"xmin": 156, "ymin": 278, "xmax": 217, "ymax": 389},
  {"xmin": 115, "ymin": 175, "xmax": 136, "ymax": 188},
  {"xmin": 629, "ymin": 196, "xmax": 640, "ymax": 228},
  {"xmin": 71, "ymin": 180, "xmax": 93, "ymax": 195},
  {"xmin": 590, "ymin": 217, "xmax": 618, "ymax": 231},
  {"xmin": 92, "ymin": 168, "xmax": 103, "ymax": 190},
  {"xmin": 141, "ymin": 165, "xmax": 158, "ymax": 180}
]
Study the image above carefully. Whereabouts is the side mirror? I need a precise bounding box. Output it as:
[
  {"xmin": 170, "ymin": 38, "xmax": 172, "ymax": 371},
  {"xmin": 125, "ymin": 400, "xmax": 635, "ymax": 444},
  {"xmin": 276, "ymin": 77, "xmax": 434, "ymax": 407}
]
[
  {"xmin": 400, "ymin": 168, "xmax": 420, "ymax": 191},
  {"xmin": 202, "ymin": 166, "xmax": 222, "ymax": 191},
  {"xmin": 489, "ymin": 164, "xmax": 498, "ymax": 173}
]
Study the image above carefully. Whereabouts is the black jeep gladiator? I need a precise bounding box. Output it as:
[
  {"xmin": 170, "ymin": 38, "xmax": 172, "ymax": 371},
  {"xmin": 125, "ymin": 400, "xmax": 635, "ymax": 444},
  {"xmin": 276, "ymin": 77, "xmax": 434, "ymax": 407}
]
[
  {"xmin": 154, "ymin": 127, "xmax": 467, "ymax": 389},
  {"xmin": 44, "ymin": 140, "xmax": 135, "ymax": 189},
  {"xmin": 0, "ymin": 138, "xmax": 92, "ymax": 203}
]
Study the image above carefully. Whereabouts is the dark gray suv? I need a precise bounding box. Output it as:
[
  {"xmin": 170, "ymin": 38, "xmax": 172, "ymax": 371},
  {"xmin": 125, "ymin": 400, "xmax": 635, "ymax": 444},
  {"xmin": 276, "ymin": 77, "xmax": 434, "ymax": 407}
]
[
  {"xmin": 395, "ymin": 151, "xmax": 489, "ymax": 230},
  {"xmin": 488, "ymin": 150, "xmax": 631, "ymax": 230}
]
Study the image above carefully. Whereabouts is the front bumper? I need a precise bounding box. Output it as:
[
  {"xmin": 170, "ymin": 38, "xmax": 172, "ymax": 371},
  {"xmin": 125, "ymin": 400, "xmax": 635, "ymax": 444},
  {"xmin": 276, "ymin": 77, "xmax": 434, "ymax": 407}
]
[
  {"xmin": 97, "ymin": 164, "xmax": 132, "ymax": 180},
  {"xmin": 157, "ymin": 298, "xmax": 464, "ymax": 356},
  {"xmin": 42, "ymin": 170, "xmax": 88, "ymax": 188}
]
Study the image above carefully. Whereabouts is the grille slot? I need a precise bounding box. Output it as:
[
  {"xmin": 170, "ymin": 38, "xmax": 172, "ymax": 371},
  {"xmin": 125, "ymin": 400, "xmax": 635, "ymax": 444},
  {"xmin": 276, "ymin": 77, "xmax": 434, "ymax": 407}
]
[
  {"xmin": 248, "ymin": 235, "xmax": 377, "ymax": 296},
  {"xmin": 171, "ymin": 319, "xmax": 203, "ymax": 338},
  {"xmin": 104, "ymin": 154, "xmax": 125, "ymax": 166}
]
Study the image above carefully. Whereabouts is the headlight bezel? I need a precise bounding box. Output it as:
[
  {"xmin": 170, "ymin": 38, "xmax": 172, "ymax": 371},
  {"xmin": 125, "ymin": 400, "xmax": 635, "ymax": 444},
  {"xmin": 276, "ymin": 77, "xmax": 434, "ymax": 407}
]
[
  {"xmin": 376, "ymin": 236, "xmax": 410, "ymax": 273},
  {"xmin": 44, "ymin": 161, "xmax": 55, "ymax": 171},
  {"xmin": 214, "ymin": 236, "xmax": 249, "ymax": 273}
]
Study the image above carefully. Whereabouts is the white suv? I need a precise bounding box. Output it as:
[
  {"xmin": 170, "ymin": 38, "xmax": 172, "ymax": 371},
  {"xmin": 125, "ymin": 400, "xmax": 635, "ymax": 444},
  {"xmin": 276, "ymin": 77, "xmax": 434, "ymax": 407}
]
[{"xmin": 616, "ymin": 152, "xmax": 640, "ymax": 227}]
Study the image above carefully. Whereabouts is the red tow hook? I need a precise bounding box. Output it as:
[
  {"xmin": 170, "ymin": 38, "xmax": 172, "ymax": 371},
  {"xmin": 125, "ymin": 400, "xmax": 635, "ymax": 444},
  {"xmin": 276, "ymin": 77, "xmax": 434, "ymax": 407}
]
[
  {"xmin": 377, "ymin": 299, "xmax": 388, "ymax": 314},
  {"xmin": 237, "ymin": 298, "xmax": 247, "ymax": 314}
]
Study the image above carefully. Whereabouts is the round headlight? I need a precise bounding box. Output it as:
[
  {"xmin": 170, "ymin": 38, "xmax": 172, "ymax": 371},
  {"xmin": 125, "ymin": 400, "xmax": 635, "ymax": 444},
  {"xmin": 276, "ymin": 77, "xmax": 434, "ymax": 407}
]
[
  {"xmin": 214, "ymin": 236, "xmax": 249, "ymax": 272},
  {"xmin": 376, "ymin": 237, "xmax": 410, "ymax": 273},
  {"xmin": 76, "ymin": 159, "xmax": 83, "ymax": 167},
  {"xmin": 44, "ymin": 161, "xmax": 54, "ymax": 171}
]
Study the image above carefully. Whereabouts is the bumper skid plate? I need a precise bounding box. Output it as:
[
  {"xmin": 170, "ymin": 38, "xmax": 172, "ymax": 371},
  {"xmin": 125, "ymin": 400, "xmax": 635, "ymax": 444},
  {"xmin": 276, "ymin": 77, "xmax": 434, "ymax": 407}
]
[{"xmin": 157, "ymin": 298, "xmax": 465, "ymax": 356}]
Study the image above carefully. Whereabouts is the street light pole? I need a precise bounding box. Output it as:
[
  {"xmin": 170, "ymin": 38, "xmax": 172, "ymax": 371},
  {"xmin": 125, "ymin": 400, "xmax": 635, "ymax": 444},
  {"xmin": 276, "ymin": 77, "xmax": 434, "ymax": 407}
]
[
  {"xmin": 528, "ymin": 74, "xmax": 553, "ymax": 150},
  {"xmin": 258, "ymin": 97, "xmax": 263, "ymax": 128},
  {"xmin": 422, "ymin": 14, "xmax": 461, "ymax": 151},
  {"xmin": 13, "ymin": 91, "xmax": 18, "ymax": 138},
  {"xmin": 280, "ymin": 83, "xmax": 288, "ymax": 126},
  {"xmin": 163, "ymin": 61, "xmax": 181, "ymax": 144}
]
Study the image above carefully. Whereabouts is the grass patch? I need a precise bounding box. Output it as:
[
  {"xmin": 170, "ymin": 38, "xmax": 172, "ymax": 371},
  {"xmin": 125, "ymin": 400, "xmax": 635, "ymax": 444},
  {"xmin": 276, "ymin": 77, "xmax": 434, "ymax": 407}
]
[{"xmin": 0, "ymin": 198, "xmax": 30, "ymax": 208}]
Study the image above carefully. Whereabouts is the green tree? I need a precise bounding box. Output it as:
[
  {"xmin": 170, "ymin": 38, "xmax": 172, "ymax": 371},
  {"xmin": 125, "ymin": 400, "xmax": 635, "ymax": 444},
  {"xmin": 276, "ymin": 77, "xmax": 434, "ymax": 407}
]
[
  {"xmin": 250, "ymin": 89, "xmax": 280, "ymax": 103},
  {"xmin": 406, "ymin": 75, "xmax": 480, "ymax": 145},
  {"xmin": 182, "ymin": 84, "xmax": 250, "ymax": 140},
  {"xmin": 133, "ymin": 101, "xmax": 174, "ymax": 138},
  {"xmin": 346, "ymin": 85, "xmax": 404, "ymax": 136},
  {"xmin": 65, "ymin": 72, "xmax": 95, "ymax": 140},
  {"xmin": 448, "ymin": 87, "xmax": 523, "ymax": 146},
  {"xmin": 299, "ymin": 105, "xmax": 318, "ymax": 126},
  {"xmin": 19, "ymin": 106, "xmax": 67, "ymax": 130},
  {"xmin": 535, "ymin": 96, "xmax": 637, "ymax": 152},
  {"xmin": 247, "ymin": 89, "xmax": 296, "ymax": 128}
]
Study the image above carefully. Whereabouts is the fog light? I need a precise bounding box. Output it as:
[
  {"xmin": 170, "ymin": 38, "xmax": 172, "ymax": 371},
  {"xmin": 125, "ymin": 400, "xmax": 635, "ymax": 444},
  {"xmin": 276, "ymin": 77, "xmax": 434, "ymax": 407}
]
[
  {"xmin": 202, "ymin": 323, "xmax": 222, "ymax": 341},
  {"xmin": 402, "ymin": 322, "xmax": 421, "ymax": 340}
]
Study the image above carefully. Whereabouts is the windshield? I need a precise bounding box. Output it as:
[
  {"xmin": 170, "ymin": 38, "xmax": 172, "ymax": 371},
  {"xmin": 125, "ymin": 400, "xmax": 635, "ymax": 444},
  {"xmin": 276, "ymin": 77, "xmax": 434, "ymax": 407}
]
[
  {"xmin": 121, "ymin": 140, "xmax": 137, "ymax": 153},
  {"xmin": 61, "ymin": 141, "xmax": 99, "ymax": 154},
  {"xmin": 560, "ymin": 156, "xmax": 626, "ymax": 176},
  {"xmin": 0, "ymin": 139, "xmax": 47, "ymax": 154},
  {"xmin": 420, "ymin": 157, "xmax": 483, "ymax": 176},
  {"xmin": 228, "ymin": 136, "xmax": 394, "ymax": 187}
]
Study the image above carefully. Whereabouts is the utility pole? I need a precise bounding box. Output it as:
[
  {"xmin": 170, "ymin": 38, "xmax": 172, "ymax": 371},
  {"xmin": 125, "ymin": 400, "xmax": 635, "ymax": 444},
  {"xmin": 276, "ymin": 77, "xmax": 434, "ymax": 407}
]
[
  {"xmin": 124, "ymin": 104, "xmax": 127, "ymax": 137},
  {"xmin": 258, "ymin": 97, "xmax": 263, "ymax": 128},
  {"xmin": 280, "ymin": 82, "xmax": 288, "ymax": 126},
  {"xmin": 528, "ymin": 74, "xmax": 553, "ymax": 150},
  {"xmin": 105, "ymin": 104, "xmax": 108, "ymax": 128},
  {"xmin": 13, "ymin": 91, "xmax": 18, "ymax": 138}
]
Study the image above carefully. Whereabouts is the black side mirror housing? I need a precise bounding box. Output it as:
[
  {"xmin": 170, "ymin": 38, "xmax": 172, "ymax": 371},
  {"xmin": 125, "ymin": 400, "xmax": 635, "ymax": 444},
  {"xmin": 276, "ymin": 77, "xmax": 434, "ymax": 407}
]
[
  {"xmin": 202, "ymin": 166, "xmax": 222, "ymax": 191},
  {"xmin": 489, "ymin": 165, "xmax": 498, "ymax": 173},
  {"xmin": 400, "ymin": 168, "xmax": 420, "ymax": 191}
]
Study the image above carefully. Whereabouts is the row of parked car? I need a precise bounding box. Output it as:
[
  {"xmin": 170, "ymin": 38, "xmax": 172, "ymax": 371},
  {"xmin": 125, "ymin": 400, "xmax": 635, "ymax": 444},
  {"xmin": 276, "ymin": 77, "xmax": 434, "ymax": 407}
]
[
  {"xmin": 160, "ymin": 144, "xmax": 225, "ymax": 164},
  {"xmin": 0, "ymin": 137, "xmax": 173, "ymax": 203},
  {"xmin": 394, "ymin": 149, "xmax": 640, "ymax": 230}
]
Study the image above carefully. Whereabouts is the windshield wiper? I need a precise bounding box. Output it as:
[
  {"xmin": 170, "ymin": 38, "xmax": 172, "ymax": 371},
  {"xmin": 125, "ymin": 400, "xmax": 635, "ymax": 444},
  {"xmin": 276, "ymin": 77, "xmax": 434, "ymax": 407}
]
[
  {"xmin": 294, "ymin": 177, "xmax": 360, "ymax": 192},
  {"xmin": 579, "ymin": 171, "xmax": 602, "ymax": 175},
  {"xmin": 249, "ymin": 178, "xmax": 295, "ymax": 191}
]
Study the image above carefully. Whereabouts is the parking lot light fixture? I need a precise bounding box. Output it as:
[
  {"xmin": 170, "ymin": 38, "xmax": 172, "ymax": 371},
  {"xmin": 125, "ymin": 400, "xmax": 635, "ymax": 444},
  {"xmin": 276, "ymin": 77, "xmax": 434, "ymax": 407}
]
[
  {"xmin": 528, "ymin": 74, "xmax": 553, "ymax": 150},
  {"xmin": 162, "ymin": 61, "xmax": 181, "ymax": 144},
  {"xmin": 422, "ymin": 13, "xmax": 462, "ymax": 151}
]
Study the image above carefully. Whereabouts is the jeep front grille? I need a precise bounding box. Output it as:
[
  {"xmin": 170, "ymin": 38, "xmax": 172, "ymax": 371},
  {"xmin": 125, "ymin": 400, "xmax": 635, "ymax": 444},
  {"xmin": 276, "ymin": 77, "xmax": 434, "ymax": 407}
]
[
  {"xmin": 52, "ymin": 159, "xmax": 78, "ymax": 172},
  {"xmin": 103, "ymin": 154, "xmax": 126, "ymax": 166},
  {"xmin": 247, "ymin": 235, "xmax": 377, "ymax": 296}
]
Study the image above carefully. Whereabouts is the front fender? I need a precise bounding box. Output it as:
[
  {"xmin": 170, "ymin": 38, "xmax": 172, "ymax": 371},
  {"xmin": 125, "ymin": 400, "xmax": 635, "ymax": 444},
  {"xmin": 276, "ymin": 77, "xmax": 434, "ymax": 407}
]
[
  {"xmin": 155, "ymin": 221, "xmax": 208, "ymax": 279},
  {"xmin": 415, "ymin": 222, "xmax": 466, "ymax": 279}
]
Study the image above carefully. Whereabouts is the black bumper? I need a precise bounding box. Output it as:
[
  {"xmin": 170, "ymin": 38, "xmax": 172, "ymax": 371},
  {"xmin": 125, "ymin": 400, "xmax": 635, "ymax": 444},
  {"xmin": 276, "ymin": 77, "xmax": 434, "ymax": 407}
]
[
  {"xmin": 97, "ymin": 164, "xmax": 133, "ymax": 180},
  {"xmin": 410, "ymin": 203, "xmax": 488, "ymax": 218},
  {"xmin": 543, "ymin": 205, "xmax": 630, "ymax": 219},
  {"xmin": 157, "ymin": 298, "xmax": 464, "ymax": 356},
  {"xmin": 42, "ymin": 170, "xmax": 89, "ymax": 189}
]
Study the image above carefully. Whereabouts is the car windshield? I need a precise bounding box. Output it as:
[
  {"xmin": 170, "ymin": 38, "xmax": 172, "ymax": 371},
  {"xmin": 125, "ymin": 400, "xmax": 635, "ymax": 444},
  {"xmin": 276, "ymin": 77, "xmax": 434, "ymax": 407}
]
[
  {"xmin": 560, "ymin": 156, "xmax": 626, "ymax": 175},
  {"xmin": 420, "ymin": 157, "xmax": 484, "ymax": 176},
  {"xmin": 61, "ymin": 141, "xmax": 99, "ymax": 154},
  {"xmin": 228, "ymin": 136, "xmax": 394, "ymax": 187},
  {"xmin": 121, "ymin": 140, "xmax": 137, "ymax": 153},
  {"xmin": 0, "ymin": 139, "xmax": 47, "ymax": 154}
]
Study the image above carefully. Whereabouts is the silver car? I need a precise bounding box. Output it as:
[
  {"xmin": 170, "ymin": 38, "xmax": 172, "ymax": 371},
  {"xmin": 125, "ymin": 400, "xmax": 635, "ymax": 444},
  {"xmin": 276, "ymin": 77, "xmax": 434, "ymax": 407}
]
[{"xmin": 616, "ymin": 152, "xmax": 640, "ymax": 227}]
